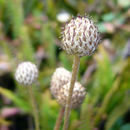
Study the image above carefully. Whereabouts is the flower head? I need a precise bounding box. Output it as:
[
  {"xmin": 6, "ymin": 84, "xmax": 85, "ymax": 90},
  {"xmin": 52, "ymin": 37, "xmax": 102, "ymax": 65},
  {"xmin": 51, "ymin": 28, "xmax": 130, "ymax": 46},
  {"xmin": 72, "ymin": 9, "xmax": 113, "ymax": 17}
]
[
  {"xmin": 56, "ymin": 82, "xmax": 86, "ymax": 109},
  {"xmin": 50, "ymin": 67, "xmax": 86, "ymax": 109},
  {"xmin": 50, "ymin": 67, "xmax": 71, "ymax": 98},
  {"xmin": 15, "ymin": 62, "xmax": 38, "ymax": 86},
  {"xmin": 61, "ymin": 15, "xmax": 100, "ymax": 57}
]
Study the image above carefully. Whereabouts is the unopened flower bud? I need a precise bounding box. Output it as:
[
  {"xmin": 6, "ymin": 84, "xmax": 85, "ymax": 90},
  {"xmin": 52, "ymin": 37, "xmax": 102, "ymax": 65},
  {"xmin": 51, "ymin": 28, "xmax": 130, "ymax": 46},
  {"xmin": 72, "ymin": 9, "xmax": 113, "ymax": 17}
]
[
  {"xmin": 61, "ymin": 15, "xmax": 100, "ymax": 57},
  {"xmin": 50, "ymin": 67, "xmax": 71, "ymax": 98},
  {"xmin": 56, "ymin": 82, "xmax": 86, "ymax": 109},
  {"xmin": 15, "ymin": 62, "xmax": 38, "ymax": 86}
]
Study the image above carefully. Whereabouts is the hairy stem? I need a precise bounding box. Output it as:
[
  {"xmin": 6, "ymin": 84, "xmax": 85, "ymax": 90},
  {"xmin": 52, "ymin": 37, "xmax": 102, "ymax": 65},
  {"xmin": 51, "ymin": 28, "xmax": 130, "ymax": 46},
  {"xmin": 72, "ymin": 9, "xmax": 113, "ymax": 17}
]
[
  {"xmin": 28, "ymin": 87, "xmax": 40, "ymax": 130},
  {"xmin": 54, "ymin": 107, "xmax": 65, "ymax": 130},
  {"xmin": 63, "ymin": 55, "xmax": 80, "ymax": 130}
]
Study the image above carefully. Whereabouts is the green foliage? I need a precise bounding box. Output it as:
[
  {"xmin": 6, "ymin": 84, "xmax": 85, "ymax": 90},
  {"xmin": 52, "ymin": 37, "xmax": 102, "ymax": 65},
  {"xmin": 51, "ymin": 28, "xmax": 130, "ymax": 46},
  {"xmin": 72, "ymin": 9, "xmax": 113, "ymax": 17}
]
[
  {"xmin": 0, "ymin": 0, "xmax": 129, "ymax": 129},
  {"xmin": 4, "ymin": 0, "xmax": 24, "ymax": 38},
  {"xmin": 0, "ymin": 87, "xmax": 31, "ymax": 112},
  {"xmin": 105, "ymin": 94, "xmax": 130, "ymax": 130},
  {"xmin": 120, "ymin": 124, "xmax": 130, "ymax": 130},
  {"xmin": 18, "ymin": 26, "xmax": 35, "ymax": 61},
  {"xmin": 41, "ymin": 22, "xmax": 56, "ymax": 66}
]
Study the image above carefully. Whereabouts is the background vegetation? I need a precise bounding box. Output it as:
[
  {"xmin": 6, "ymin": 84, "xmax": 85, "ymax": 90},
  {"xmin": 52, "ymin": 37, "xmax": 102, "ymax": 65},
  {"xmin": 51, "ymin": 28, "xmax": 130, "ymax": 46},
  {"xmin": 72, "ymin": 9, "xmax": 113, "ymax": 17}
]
[{"xmin": 0, "ymin": 0, "xmax": 130, "ymax": 130}]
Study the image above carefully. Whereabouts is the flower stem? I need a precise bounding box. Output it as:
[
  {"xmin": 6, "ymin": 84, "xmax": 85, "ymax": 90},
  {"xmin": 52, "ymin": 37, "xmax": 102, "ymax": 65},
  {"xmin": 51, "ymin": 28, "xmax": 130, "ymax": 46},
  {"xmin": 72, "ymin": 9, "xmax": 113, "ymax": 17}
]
[
  {"xmin": 54, "ymin": 107, "xmax": 65, "ymax": 130},
  {"xmin": 63, "ymin": 55, "xmax": 80, "ymax": 130},
  {"xmin": 28, "ymin": 87, "xmax": 40, "ymax": 130}
]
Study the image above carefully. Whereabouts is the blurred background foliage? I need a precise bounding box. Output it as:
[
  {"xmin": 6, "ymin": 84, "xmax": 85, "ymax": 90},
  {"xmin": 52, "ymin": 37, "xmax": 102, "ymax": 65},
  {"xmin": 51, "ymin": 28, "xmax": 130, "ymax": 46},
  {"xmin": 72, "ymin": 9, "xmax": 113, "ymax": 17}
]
[{"xmin": 0, "ymin": 0, "xmax": 130, "ymax": 130}]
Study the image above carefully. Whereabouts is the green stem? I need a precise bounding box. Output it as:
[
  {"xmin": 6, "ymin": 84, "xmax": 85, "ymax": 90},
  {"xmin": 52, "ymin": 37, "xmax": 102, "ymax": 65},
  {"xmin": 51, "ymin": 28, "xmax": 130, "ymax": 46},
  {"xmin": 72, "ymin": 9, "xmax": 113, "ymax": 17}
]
[
  {"xmin": 63, "ymin": 55, "xmax": 80, "ymax": 130},
  {"xmin": 28, "ymin": 87, "xmax": 40, "ymax": 130},
  {"xmin": 54, "ymin": 107, "xmax": 65, "ymax": 130}
]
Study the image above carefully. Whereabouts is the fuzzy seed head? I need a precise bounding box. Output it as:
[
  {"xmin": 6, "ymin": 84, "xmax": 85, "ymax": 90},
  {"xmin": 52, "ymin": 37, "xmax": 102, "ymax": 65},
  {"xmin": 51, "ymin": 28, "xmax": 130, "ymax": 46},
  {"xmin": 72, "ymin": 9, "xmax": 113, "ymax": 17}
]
[
  {"xmin": 61, "ymin": 15, "xmax": 100, "ymax": 57},
  {"xmin": 56, "ymin": 82, "xmax": 86, "ymax": 109},
  {"xmin": 50, "ymin": 67, "xmax": 71, "ymax": 98},
  {"xmin": 15, "ymin": 62, "xmax": 38, "ymax": 86}
]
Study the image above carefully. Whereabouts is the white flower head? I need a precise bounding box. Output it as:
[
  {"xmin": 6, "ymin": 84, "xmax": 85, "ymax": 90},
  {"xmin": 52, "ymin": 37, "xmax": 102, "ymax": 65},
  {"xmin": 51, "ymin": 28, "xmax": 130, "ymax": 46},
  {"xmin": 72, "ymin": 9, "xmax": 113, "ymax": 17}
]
[
  {"xmin": 50, "ymin": 67, "xmax": 71, "ymax": 97},
  {"xmin": 56, "ymin": 82, "xmax": 86, "ymax": 109},
  {"xmin": 61, "ymin": 14, "xmax": 100, "ymax": 57},
  {"xmin": 15, "ymin": 62, "xmax": 38, "ymax": 86}
]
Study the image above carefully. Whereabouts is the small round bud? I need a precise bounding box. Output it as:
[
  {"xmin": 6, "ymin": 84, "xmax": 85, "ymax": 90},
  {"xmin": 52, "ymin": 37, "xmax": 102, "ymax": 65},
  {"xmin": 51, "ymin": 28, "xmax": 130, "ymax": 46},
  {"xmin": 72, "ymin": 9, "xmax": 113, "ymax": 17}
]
[
  {"xmin": 61, "ymin": 15, "xmax": 100, "ymax": 57},
  {"xmin": 56, "ymin": 82, "xmax": 86, "ymax": 109},
  {"xmin": 50, "ymin": 67, "xmax": 71, "ymax": 98},
  {"xmin": 15, "ymin": 62, "xmax": 38, "ymax": 86}
]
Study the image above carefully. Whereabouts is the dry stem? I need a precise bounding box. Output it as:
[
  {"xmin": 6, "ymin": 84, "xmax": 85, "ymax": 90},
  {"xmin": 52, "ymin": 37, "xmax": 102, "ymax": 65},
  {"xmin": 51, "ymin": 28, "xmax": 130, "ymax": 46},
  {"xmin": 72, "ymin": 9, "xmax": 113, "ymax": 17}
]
[
  {"xmin": 54, "ymin": 107, "xmax": 65, "ymax": 130},
  {"xmin": 63, "ymin": 55, "xmax": 80, "ymax": 130}
]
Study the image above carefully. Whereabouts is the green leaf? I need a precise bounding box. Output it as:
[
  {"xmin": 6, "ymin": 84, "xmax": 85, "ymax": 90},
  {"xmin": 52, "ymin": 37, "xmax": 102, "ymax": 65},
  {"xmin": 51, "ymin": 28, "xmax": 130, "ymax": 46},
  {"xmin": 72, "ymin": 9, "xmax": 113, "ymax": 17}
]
[
  {"xmin": 92, "ymin": 46, "xmax": 114, "ymax": 103},
  {"xmin": 19, "ymin": 26, "xmax": 35, "ymax": 61},
  {"xmin": 59, "ymin": 51, "xmax": 73, "ymax": 71},
  {"xmin": 97, "ymin": 23, "xmax": 107, "ymax": 33},
  {"xmin": 0, "ymin": 87, "xmax": 30, "ymax": 112},
  {"xmin": 41, "ymin": 22, "xmax": 56, "ymax": 66},
  {"xmin": 105, "ymin": 94, "xmax": 130, "ymax": 130},
  {"xmin": 120, "ymin": 124, "xmax": 130, "ymax": 130},
  {"xmin": 5, "ymin": 0, "xmax": 24, "ymax": 38},
  {"xmin": 102, "ymin": 13, "xmax": 116, "ymax": 22}
]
